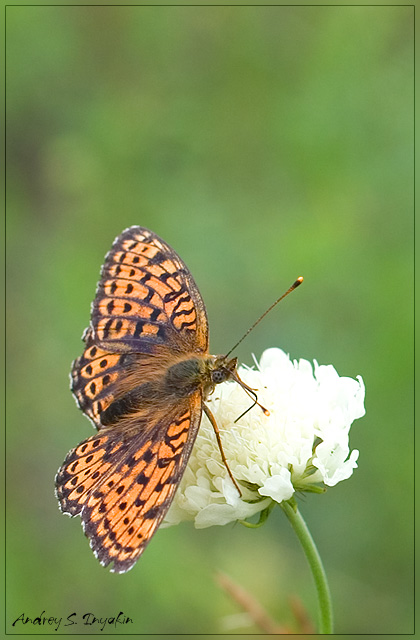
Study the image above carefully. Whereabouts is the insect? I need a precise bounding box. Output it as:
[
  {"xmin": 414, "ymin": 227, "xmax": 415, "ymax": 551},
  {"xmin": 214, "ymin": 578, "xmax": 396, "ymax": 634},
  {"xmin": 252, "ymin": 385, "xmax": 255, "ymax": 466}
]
[{"xmin": 55, "ymin": 226, "xmax": 302, "ymax": 572}]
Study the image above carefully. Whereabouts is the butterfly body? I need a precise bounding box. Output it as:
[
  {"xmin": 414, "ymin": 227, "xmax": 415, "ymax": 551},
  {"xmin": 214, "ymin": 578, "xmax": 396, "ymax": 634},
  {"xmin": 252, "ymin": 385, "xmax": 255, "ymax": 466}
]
[
  {"xmin": 56, "ymin": 226, "xmax": 241, "ymax": 572},
  {"xmin": 100, "ymin": 353, "xmax": 237, "ymax": 426}
]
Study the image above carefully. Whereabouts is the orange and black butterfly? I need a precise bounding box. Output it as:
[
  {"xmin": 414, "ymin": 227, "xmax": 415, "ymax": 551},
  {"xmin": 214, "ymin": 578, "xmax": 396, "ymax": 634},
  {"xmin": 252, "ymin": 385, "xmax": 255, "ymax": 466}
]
[{"xmin": 56, "ymin": 226, "xmax": 250, "ymax": 573}]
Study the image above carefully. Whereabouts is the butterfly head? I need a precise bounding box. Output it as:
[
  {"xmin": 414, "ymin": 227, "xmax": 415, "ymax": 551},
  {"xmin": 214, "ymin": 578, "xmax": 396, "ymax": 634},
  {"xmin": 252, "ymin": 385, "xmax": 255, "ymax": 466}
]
[
  {"xmin": 210, "ymin": 355, "xmax": 238, "ymax": 385},
  {"xmin": 209, "ymin": 354, "xmax": 269, "ymax": 418}
]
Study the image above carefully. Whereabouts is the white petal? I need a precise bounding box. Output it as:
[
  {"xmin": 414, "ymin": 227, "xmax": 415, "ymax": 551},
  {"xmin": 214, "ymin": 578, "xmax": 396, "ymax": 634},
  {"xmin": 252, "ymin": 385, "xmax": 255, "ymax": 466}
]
[
  {"xmin": 313, "ymin": 442, "xmax": 359, "ymax": 486},
  {"xmin": 194, "ymin": 499, "xmax": 270, "ymax": 529},
  {"xmin": 258, "ymin": 468, "xmax": 294, "ymax": 503}
]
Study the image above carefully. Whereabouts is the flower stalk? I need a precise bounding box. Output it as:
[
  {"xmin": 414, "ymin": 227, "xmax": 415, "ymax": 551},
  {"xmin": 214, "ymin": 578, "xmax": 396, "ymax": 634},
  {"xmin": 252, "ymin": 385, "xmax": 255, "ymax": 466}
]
[{"xmin": 281, "ymin": 499, "xmax": 333, "ymax": 634}]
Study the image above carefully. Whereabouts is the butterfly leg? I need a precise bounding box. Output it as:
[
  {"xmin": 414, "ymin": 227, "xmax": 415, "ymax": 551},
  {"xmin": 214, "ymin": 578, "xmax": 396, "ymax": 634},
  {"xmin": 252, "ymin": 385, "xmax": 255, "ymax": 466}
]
[{"xmin": 202, "ymin": 404, "xmax": 242, "ymax": 497}]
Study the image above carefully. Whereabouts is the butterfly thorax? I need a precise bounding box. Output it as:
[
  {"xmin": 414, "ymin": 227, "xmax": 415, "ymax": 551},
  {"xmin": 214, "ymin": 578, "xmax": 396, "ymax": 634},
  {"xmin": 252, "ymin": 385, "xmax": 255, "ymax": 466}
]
[
  {"xmin": 100, "ymin": 353, "xmax": 237, "ymax": 427},
  {"xmin": 164, "ymin": 354, "xmax": 238, "ymax": 399}
]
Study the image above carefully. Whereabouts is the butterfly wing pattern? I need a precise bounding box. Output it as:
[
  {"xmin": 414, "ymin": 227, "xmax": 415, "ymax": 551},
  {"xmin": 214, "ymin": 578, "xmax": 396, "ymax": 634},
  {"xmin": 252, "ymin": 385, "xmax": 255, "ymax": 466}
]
[
  {"xmin": 70, "ymin": 227, "xmax": 208, "ymax": 427},
  {"xmin": 56, "ymin": 397, "xmax": 202, "ymax": 572},
  {"xmin": 56, "ymin": 226, "xmax": 212, "ymax": 572}
]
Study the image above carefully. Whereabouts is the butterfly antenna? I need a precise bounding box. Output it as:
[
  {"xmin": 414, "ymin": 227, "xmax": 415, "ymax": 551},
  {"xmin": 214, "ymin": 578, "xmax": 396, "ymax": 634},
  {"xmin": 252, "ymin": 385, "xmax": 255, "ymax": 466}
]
[{"xmin": 225, "ymin": 277, "xmax": 304, "ymax": 358}]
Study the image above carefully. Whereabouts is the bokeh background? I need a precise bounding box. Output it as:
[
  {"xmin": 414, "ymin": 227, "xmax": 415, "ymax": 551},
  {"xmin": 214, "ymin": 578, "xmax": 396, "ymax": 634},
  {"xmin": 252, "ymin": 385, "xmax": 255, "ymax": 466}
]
[{"xmin": 6, "ymin": 4, "xmax": 413, "ymax": 635}]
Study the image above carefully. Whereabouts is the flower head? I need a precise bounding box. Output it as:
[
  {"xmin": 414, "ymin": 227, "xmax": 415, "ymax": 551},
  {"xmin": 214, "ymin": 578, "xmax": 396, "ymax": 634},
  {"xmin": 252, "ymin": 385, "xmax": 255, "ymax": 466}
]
[{"xmin": 162, "ymin": 348, "xmax": 365, "ymax": 530}]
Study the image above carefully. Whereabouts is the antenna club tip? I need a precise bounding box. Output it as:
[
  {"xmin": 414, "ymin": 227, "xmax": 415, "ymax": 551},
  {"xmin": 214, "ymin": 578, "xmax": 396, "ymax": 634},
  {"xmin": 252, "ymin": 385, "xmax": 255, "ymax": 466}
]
[{"xmin": 292, "ymin": 276, "xmax": 304, "ymax": 288}]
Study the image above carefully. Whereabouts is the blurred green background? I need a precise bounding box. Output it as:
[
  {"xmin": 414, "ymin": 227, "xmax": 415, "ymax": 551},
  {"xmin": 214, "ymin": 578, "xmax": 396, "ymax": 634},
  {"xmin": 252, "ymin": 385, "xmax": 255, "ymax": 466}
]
[{"xmin": 6, "ymin": 4, "xmax": 413, "ymax": 635}]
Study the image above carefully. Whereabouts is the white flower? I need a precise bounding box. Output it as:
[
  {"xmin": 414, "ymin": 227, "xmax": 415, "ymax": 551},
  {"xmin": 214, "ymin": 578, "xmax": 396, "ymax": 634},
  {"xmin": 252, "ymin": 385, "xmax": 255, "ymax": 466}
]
[{"xmin": 162, "ymin": 348, "xmax": 365, "ymax": 529}]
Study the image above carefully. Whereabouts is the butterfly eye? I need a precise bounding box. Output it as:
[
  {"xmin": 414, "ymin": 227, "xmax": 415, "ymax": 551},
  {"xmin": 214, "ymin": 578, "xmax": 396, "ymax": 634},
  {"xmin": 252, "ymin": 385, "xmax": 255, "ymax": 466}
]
[{"xmin": 212, "ymin": 369, "xmax": 229, "ymax": 385}]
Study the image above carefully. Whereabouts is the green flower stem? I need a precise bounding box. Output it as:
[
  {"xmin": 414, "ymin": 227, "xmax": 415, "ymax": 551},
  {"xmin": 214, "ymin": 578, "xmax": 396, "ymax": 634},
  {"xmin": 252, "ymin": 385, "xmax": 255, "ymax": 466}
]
[{"xmin": 281, "ymin": 500, "xmax": 333, "ymax": 634}]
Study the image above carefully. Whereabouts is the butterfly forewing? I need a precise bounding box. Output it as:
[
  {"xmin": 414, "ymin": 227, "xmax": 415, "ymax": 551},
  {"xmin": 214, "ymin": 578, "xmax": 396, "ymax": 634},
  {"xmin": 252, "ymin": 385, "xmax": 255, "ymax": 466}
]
[
  {"xmin": 92, "ymin": 226, "xmax": 208, "ymax": 353},
  {"xmin": 71, "ymin": 227, "xmax": 209, "ymax": 429}
]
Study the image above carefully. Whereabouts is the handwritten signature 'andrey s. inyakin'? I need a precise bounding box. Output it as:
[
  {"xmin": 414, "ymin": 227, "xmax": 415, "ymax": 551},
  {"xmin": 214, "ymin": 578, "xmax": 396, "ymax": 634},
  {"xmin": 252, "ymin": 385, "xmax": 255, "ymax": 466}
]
[{"xmin": 12, "ymin": 610, "xmax": 134, "ymax": 631}]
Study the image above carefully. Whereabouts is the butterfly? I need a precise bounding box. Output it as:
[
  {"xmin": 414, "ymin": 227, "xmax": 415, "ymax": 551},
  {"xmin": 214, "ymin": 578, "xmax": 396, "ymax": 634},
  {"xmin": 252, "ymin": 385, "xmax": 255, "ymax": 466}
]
[{"xmin": 55, "ymin": 226, "xmax": 255, "ymax": 573}]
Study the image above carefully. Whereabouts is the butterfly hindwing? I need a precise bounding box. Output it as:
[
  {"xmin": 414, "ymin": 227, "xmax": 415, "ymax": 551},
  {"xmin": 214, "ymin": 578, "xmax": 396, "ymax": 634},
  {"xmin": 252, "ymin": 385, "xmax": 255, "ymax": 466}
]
[{"xmin": 70, "ymin": 327, "xmax": 136, "ymax": 427}]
